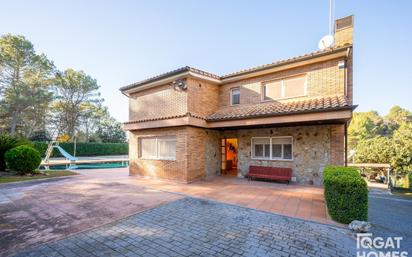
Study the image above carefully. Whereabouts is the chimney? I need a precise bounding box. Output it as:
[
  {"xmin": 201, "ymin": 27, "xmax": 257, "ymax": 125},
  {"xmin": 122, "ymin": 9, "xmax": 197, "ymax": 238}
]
[{"xmin": 334, "ymin": 15, "xmax": 354, "ymax": 47}]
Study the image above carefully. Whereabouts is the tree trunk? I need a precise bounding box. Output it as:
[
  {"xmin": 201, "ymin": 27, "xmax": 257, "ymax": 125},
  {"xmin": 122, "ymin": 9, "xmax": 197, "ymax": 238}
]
[{"xmin": 10, "ymin": 110, "xmax": 19, "ymax": 135}]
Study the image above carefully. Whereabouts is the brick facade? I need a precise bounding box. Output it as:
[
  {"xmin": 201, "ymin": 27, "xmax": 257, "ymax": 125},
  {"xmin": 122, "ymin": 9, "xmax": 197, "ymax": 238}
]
[
  {"xmin": 219, "ymin": 58, "xmax": 346, "ymax": 109},
  {"xmin": 124, "ymin": 16, "xmax": 354, "ymax": 184},
  {"xmin": 129, "ymin": 83, "xmax": 187, "ymax": 121},
  {"xmin": 129, "ymin": 126, "xmax": 221, "ymax": 183},
  {"xmin": 129, "ymin": 124, "xmax": 344, "ymax": 185},
  {"xmin": 330, "ymin": 124, "xmax": 345, "ymax": 166}
]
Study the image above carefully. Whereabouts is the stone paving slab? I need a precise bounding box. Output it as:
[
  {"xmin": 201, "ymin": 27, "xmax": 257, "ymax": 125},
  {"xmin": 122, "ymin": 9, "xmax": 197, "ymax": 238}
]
[
  {"xmin": 14, "ymin": 197, "xmax": 356, "ymax": 257},
  {"xmin": 0, "ymin": 172, "xmax": 181, "ymax": 256}
]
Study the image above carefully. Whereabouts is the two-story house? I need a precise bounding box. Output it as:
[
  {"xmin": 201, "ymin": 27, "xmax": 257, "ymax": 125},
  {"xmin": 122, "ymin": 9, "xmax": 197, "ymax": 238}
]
[{"xmin": 120, "ymin": 16, "xmax": 355, "ymax": 185}]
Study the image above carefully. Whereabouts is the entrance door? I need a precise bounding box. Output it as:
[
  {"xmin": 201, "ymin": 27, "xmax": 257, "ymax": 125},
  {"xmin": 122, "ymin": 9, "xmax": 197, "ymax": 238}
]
[{"xmin": 221, "ymin": 138, "xmax": 238, "ymax": 176}]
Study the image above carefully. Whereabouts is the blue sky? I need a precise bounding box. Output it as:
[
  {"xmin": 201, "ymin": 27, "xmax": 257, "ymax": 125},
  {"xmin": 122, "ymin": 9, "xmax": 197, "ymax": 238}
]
[{"xmin": 1, "ymin": 0, "xmax": 411, "ymax": 122}]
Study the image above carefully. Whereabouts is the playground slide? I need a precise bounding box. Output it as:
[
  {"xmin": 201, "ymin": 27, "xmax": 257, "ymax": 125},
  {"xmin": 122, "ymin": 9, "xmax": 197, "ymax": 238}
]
[{"xmin": 55, "ymin": 146, "xmax": 77, "ymax": 161}]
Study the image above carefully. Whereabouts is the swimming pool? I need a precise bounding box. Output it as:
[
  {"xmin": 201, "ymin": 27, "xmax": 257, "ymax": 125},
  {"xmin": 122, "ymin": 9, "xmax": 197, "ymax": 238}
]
[{"xmin": 40, "ymin": 161, "xmax": 128, "ymax": 170}]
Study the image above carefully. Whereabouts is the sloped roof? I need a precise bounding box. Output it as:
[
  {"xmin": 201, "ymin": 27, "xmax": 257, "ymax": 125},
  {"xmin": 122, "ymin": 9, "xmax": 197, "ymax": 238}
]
[
  {"xmin": 221, "ymin": 44, "xmax": 351, "ymax": 79},
  {"xmin": 207, "ymin": 95, "xmax": 353, "ymax": 121},
  {"xmin": 120, "ymin": 44, "xmax": 352, "ymax": 92},
  {"xmin": 120, "ymin": 66, "xmax": 219, "ymax": 92}
]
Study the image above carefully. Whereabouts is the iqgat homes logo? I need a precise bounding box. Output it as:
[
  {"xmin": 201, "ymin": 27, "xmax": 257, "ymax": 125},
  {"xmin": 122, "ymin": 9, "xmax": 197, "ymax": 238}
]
[{"xmin": 357, "ymin": 233, "xmax": 408, "ymax": 257}]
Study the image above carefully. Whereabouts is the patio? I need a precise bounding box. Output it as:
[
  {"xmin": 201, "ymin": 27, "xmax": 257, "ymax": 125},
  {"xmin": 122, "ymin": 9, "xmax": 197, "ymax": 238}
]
[{"xmin": 127, "ymin": 174, "xmax": 332, "ymax": 225}]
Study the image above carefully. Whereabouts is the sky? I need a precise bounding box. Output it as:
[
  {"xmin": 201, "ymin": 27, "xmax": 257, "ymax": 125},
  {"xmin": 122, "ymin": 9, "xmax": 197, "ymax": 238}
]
[{"xmin": 1, "ymin": 0, "xmax": 411, "ymax": 122}]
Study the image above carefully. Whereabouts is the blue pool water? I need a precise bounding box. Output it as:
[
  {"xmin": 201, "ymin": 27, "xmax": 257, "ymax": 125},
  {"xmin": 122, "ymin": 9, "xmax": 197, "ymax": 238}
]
[{"xmin": 41, "ymin": 162, "xmax": 128, "ymax": 170}]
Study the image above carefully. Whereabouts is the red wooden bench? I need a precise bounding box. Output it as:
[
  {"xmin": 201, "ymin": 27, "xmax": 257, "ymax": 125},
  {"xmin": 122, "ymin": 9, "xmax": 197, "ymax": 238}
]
[{"xmin": 246, "ymin": 165, "xmax": 292, "ymax": 183}]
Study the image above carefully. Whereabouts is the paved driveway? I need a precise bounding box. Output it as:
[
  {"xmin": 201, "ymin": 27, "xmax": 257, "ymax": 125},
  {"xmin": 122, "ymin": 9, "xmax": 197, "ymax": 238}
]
[
  {"xmin": 0, "ymin": 169, "xmax": 181, "ymax": 256},
  {"xmin": 14, "ymin": 198, "xmax": 355, "ymax": 257},
  {"xmin": 1, "ymin": 168, "xmax": 356, "ymax": 256},
  {"xmin": 369, "ymin": 190, "xmax": 412, "ymax": 251}
]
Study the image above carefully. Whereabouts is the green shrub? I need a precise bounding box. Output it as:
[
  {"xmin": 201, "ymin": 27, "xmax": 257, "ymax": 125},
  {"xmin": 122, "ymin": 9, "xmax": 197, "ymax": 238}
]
[
  {"xmin": 0, "ymin": 134, "xmax": 29, "ymax": 171},
  {"xmin": 323, "ymin": 166, "xmax": 368, "ymax": 224},
  {"xmin": 5, "ymin": 145, "xmax": 42, "ymax": 175},
  {"xmin": 32, "ymin": 142, "xmax": 128, "ymax": 157}
]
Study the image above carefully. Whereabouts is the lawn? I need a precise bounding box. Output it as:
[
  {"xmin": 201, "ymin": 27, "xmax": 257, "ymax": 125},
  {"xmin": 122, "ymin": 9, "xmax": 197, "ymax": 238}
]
[{"xmin": 0, "ymin": 170, "xmax": 78, "ymax": 184}]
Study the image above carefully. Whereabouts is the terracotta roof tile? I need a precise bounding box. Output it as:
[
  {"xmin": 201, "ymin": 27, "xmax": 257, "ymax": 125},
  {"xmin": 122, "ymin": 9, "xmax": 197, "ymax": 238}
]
[
  {"xmin": 206, "ymin": 95, "xmax": 352, "ymax": 121},
  {"xmin": 120, "ymin": 66, "xmax": 219, "ymax": 92}
]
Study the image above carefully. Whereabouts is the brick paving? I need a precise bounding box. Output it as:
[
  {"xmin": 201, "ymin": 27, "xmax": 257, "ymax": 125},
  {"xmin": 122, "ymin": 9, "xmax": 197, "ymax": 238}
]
[
  {"xmin": 14, "ymin": 198, "xmax": 356, "ymax": 257},
  {"xmin": 127, "ymin": 174, "xmax": 332, "ymax": 224}
]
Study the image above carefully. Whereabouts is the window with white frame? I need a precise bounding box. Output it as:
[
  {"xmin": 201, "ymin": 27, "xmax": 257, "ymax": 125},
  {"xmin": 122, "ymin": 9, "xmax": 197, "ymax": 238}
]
[
  {"xmin": 230, "ymin": 87, "xmax": 240, "ymax": 105},
  {"xmin": 139, "ymin": 136, "xmax": 176, "ymax": 160},
  {"xmin": 262, "ymin": 75, "xmax": 306, "ymax": 101},
  {"xmin": 251, "ymin": 138, "xmax": 270, "ymax": 159},
  {"xmin": 251, "ymin": 137, "xmax": 293, "ymax": 160}
]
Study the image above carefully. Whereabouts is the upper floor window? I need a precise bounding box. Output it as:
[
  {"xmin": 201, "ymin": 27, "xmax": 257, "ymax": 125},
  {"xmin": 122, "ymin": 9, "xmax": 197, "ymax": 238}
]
[
  {"xmin": 230, "ymin": 87, "xmax": 240, "ymax": 105},
  {"xmin": 262, "ymin": 75, "xmax": 306, "ymax": 101},
  {"xmin": 139, "ymin": 136, "xmax": 176, "ymax": 160}
]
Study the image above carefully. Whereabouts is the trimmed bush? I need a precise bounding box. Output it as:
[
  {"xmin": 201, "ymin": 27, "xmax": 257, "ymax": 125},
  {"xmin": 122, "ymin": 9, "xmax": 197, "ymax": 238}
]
[
  {"xmin": 0, "ymin": 134, "xmax": 29, "ymax": 171},
  {"xmin": 32, "ymin": 142, "xmax": 128, "ymax": 157},
  {"xmin": 5, "ymin": 145, "xmax": 42, "ymax": 175},
  {"xmin": 323, "ymin": 166, "xmax": 368, "ymax": 224}
]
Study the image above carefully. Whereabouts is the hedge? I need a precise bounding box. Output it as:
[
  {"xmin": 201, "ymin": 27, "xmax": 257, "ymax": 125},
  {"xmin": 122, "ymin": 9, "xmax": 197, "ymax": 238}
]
[
  {"xmin": 323, "ymin": 166, "xmax": 368, "ymax": 224},
  {"xmin": 32, "ymin": 142, "xmax": 128, "ymax": 157}
]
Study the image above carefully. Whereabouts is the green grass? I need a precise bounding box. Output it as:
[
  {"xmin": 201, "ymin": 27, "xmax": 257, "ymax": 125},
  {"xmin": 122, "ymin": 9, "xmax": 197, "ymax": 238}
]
[{"xmin": 0, "ymin": 170, "xmax": 78, "ymax": 184}]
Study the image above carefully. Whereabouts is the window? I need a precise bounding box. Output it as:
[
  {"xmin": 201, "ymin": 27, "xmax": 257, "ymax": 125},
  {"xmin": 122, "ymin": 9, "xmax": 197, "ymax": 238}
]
[
  {"xmin": 140, "ymin": 138, "xmax": 157, "ymax": 159},
  {"xmin": 262, "ymin": 75, "xmax": 306, "ymax": 100},
  {"xmin": 263, "ymin": 80, "xmax": 282, "ymax": 100},
  {"xmin": 139, "ymin": 136, "xmax": 176, "ymax": 160},
  {"xmin": 251, "ymin": 138, "xmax": 270, "ymax": 159},
  {"xmin": 271, "ymin": 137, "xmax": 293, "ymax": 160},
  {"xmin": 230, "ymin": 87, "xmax": 240, "ymax": 105},
  {"xmin": 251, "ymin": 137, "xmax": 293, "ymax": 160}
]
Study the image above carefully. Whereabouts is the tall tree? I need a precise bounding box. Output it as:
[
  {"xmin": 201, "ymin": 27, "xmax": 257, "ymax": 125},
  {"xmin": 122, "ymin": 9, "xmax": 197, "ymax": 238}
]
[
  {"xmin": 384, "ymin": 106, "xmax": 412, "ymax": 134},
  {"xmin": 96, "ymin": 108, "xmax": 127, "ymax": 143},
  {"xmin": 0, "ymin": 34, "xmax": 54, "ymax": 134},
  {"xmin": 52, "ymin": 69, "xmax": 101, "ymax": 140},
  {"xmin": 348, "ymin": 111, "xmax": 383, "ymax": 149},
  {"xmin": 0, "ymin": 34, "xmax": 54, "ymax": 135},
  {"xmin": 349, "ymin": 106, "xmax": 412, "ymax": 173}
]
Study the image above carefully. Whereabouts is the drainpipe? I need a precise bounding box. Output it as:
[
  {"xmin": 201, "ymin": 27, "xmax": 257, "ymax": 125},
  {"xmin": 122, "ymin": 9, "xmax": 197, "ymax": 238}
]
[{"xmin": 344, "ymin": 122, "xmax": 348, "ymax": 166}]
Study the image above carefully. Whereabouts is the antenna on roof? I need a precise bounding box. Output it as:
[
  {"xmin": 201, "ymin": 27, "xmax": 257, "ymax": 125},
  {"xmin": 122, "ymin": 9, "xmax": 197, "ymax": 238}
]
[
  {"xmin": 329, "ymin": 0, "xmax": 335, "ymax": 36},
  {"xmin": 318, "ymin": 0, "xmax": 335, "ymax": 50}
]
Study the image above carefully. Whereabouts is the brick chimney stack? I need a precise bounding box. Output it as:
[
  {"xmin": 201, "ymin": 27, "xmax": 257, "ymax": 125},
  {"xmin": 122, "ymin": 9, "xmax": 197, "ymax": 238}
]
[{"xmin": 334, "ymin": 15, "xmax": 354, "ymax": 46}]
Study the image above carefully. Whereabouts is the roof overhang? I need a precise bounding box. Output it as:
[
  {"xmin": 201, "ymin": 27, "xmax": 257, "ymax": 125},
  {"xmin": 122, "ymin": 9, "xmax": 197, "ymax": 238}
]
[
  {"xmin": 121, "ymin": 70, "xmax": 221, "ymax": 97},
  {"xmin": 206, "ymin": 109, "xmax": 353, "ymax": 129},
  {"xmin": 124, "ymin": 108, "xmax": 353, "ymax": 131},
  {"xmin": 221, "ymin": 45, "xmax": 351, "ymax": 83}
]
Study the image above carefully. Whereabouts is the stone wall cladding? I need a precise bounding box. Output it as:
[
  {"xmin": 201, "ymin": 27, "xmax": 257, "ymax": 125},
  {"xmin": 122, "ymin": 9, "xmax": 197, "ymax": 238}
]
[
  {"xmin": 129, "ymin": 126, "xmax": 221, "ymax": 183},
  {"xmin": 129, "ymin": 83, "xmax": 187, "ymax": 121},
  {"xmin": 203, "ymin": 130, "xmax": 221, "ymax": 178},
  {"xmin": 222, "ymin": 125, "xmax": 333, "ymax": 185},
  {"xmin": 219, "ymin": 59, "xmax": 346, "ymax": 109}
]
